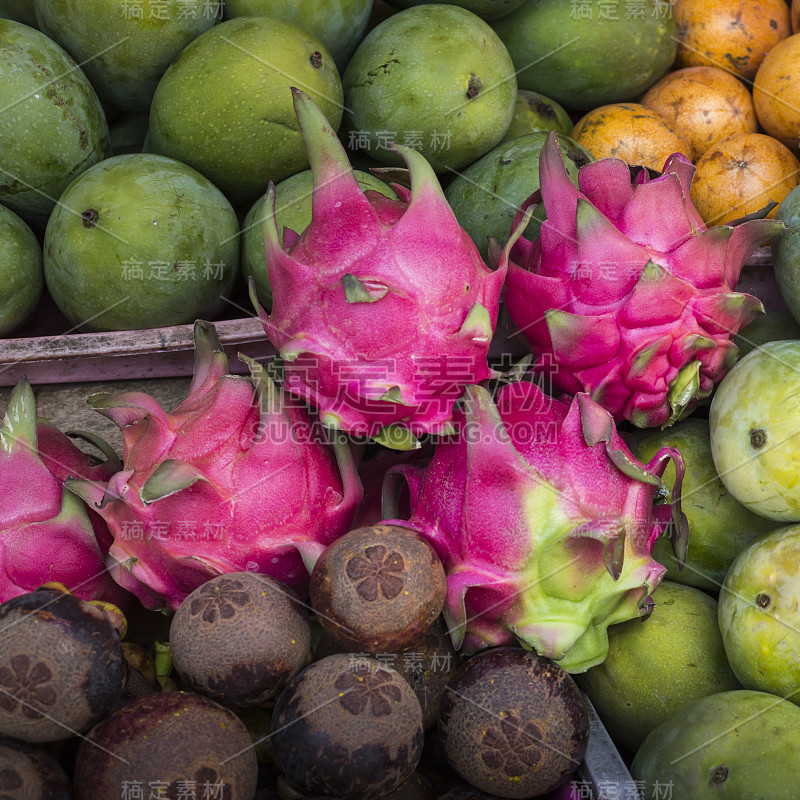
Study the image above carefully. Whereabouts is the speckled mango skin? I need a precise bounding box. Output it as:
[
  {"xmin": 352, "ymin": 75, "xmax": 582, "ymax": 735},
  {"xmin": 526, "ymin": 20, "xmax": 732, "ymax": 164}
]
[
  {"xmin": 0, "ymin": 203, "xmax": 42, "ymax": 336},
  {"xmin": 383, "ymin": 0, "xmax": 527, "ymax": 22},
  {"xmin": 578, "ymin": 582, "xmax": 741, "ymax": 754},
  {"xmin": 632, "ymin": 690, "xmax": 800, "ymax": 799},
  {"xmin": 43, "ymin": 153, "xmax": 238, "ymax": 331},
  {"xmin": 635, "ymin": 419, "xmax": 775, "ymax": 592},
  {"xmin": 718, "ymin": 525, "xmax": 800, "ymax": 700},
  {"xmin": 444, "ymin": 131, "xmax": 591, "ymax": 261},
  {"xmin": 710, "ymin": 340, "xmax": 800, "ymax": 521},
  {"xmin": 342, "ymin": 5, "xmax": 517, "ymax": 173},
  {"xmin": 501, "ymin": 89, "xmax": 573, "ymax": 143},
  {"xmin": 147, "ymin": 16, "xmax": 343, "ymax": 205},
  {"xmin": 33, "ymin": 0, "xmax": 217, "ymax": 112},
  {"xmin": 492, "ymin": 0, "xmax": 676, "ymax": 111},
  {"xmin": 223, "ymin": 0, "xmax": 372, "ymax": 72},
  {"xmin": 0, "ymin": 19, "xmax": 109, "ymax": 227}
]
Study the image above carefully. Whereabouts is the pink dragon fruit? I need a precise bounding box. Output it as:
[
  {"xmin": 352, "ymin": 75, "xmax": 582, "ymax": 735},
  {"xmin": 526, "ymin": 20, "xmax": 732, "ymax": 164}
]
[
  {"xmin": 383, "ymin": 379, "xmax": 687, "ymax": 673},
  {"xmin": 498, "ymin": 130, "xmax": 784, "ymax": 428},
  {"xmin": 0, "ymin": 378, "xmax": 125, "ymax": 604},
  {"xmin": 252, "ymin": 88, "xmax": 527, "ymax": 448},
  {"xmin": 67, "ymin": 321, "xmax": 362, "ymax": 611}
]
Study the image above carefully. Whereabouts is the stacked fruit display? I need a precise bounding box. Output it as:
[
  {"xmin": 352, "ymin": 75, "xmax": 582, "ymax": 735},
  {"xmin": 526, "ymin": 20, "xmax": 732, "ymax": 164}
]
[{"xmin": 7, "ymin": 0, "xmax": 800, "ymax": 797}]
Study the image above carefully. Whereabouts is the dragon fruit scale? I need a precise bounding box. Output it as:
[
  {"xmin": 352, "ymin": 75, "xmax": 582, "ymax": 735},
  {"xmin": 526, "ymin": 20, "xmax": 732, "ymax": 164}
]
[
  {"xmin": 497, "ymin": 130, "xmax": 785, "ymax": 429},
  {"xmin": 252, "ymin": 88, "xmax": 529, "ymax": 449},
  {"xmin": 0, "ymin": 378, "xmax": 125, "ymax": 604},
  {"xmin": 66, "ymin": 320, "xmax": 362, "ymax": 611},
  {"xmin": 382, "ymin": 379, "xmax": 688, "ymax": 673}
]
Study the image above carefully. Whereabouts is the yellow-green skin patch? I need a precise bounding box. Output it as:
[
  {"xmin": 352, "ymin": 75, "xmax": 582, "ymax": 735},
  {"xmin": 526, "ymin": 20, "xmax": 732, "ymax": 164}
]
[
  {"xmin": 43, "ymin": 153, "xmax": 238, "ymax": 331},
  {"xmin": 342, "ymin": 4, "xmax": 517, "ymax": 172},
  {"xmin": 147, "ymin": 16, "xmax": 343, "ymax": 205},
  {"xmin": 33, "ymin": 0, "xmax": 217, "ymax": 112},
  {"xmin": 632, "ymin": 690, "xmax": 800, "ymax": 799},
  {"xmin": 0, "ymin": 19, "xmax": 110, "ymax": 227},
  {"xmin": 223, "ymin": 0, "xmax": 372, "ymax": 72},
  {"xmin": 636, "ymin": 419, "xmax": 775, "ymax": 592},
  {"xmin": 492, "ymin": 0, "xmax": 676, "ymax": 110},
  {"xmin": 241, "ymin": 169, "xmax": 395, "ymax": 308},
  {"xmin": 578, "ymin": 581, "xmax": 740, "ymax": 753},
  {"xmin": 710, "ymin": 340, "xmax": 800, "ymax": 521},
  {"xmin": 718, "ymin": 524, "xmax": 800, "ymax": 700},
  {"xmin": 0, "ymin": 203, "xmax": 42, "ymax": 336},
  {"xmin": 510, "ymin": 482, "xmax": 663, "ymax": 674}
]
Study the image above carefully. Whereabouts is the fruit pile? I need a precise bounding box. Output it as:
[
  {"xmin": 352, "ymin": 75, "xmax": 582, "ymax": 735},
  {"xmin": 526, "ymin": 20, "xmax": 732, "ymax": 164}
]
[{"xmin": 6, "ymin": 0, "xmax": 800, "ymax": 798}]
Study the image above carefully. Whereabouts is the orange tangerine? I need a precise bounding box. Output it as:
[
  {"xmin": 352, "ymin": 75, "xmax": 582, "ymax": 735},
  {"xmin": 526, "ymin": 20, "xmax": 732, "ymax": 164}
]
[
  {"xmin": 641, "ymin": 66, "xmax": 758, "ymax": 161},
  {"xmin": 753, "ymin": 33, "xmax": 800, "ymax": 150},
  {"xmin": 689, "ymin": 132, "xmax": 800, "ymax": 226},
  {"xmin": 571, "ymin": 103, "xmax": 692, "ymax": 172},
  {"xmin": 674, "ymin": 0, "xmax": 791, "ymax": 81}
]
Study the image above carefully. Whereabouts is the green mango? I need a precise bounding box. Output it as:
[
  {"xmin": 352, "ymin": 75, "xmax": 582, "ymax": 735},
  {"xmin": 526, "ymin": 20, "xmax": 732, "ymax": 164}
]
[
  {"xmin": 343, "ymin": 4, "xmax": 517, "ymax": 173},
  {"xmin": 43, "ymin": 153, "xmax": 239, "ymax": 331},
  {"xmin": 0, "ymin": 203, "xmax": 42, "ymax": 336},
  {"xmin": 33, "ymin": 0, "xmax": 217, "ymax": 112},
  {"xmin": 148, "ymin": 16, "xmax": 343, "ymax": 205},
  {"xmin": 444, "ymin": 132, "xmax": 591, "ymax": 261},
  {"xmin": 0, "ymin": 20, "xmax": 109, "ymax": 227},
  {"xmin": 493, "ymin": 0, "xmax": 676, "ymax": 111},
  {"xmin": 734, "ymin": 307, "xmax": 800, "ymax": 357},
  {"xmin": 635, "ymin": 418, "xmax": 775, "ymax": 593},
  {"xmin": 718, "ymin": 525, "xmax": 800, "ymax": 701},
  {"xmin": 578, "ymin": 582, "xmax": 740, "ymax": 754},
  {"xmin": 223, "ymin": 0, "xmax": 372, "ymax": 72},
  {"xmin": 383, "ymin": 0, "xmax": 526, "ymax": 21},
  {"xmin": 242, "ymin": 169, "xmax": 396, "ymax": 308},
  {"xmin": 772, "ymin": 184, "xmax": 800, "ymax": 327},
  {"xmin": 632, "ymin": 691, "xmax": 800, "ymax": 799},
  {"xmin": 502, "ymin": 89, "xmax": 573, "ymax": 142}
]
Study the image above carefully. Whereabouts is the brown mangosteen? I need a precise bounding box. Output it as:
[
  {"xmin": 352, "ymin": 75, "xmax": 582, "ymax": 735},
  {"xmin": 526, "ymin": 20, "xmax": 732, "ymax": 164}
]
[
  {"xmin": 170, "ymin": 572, "xmax": 311, "ymax": 706},
  {"xmin": 0, "ymin": 736, "xmax": 72, "ymax": 798},
  {"xmin": 310, "ymin": 525, "xmax": 446, "ymax": 653},
  {"xmin": 270, "ymin": 653, "xmax": 424, "ymax": 799},
  {"xmin": 0, "ymin": 587, "xmax": 124, "ymax": 743},
  {"xmin": 438, "ymin": 647, "xmax": 589, "ymax": 799},
  {"xmin": 73, "ymin": 691, "xmax": 258, "ymax": 800},
  {"xmin": 316, "ymin": 620, "xmax": 460, "ymax": 730}
]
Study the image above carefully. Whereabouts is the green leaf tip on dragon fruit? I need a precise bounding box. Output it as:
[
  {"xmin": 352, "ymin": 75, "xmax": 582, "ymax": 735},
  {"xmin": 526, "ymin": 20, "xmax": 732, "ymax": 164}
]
[
  {"xmin": 251, "ymin": 87, "xmax": 525, "ymax": 445},
  {"xmin": 0, "ymin": 377, "xmax": 127, "ymax": 605},
  {"xmin": 499, "ymin": 129, "xmax": 786, "ymax": 429},
  {"xmin": 382, "ymin": 380, "xmax": 688, "ymax": 673},
  {"xmin": 65, "ymin": 320, "xmax": 363, "ymax": 612}
]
